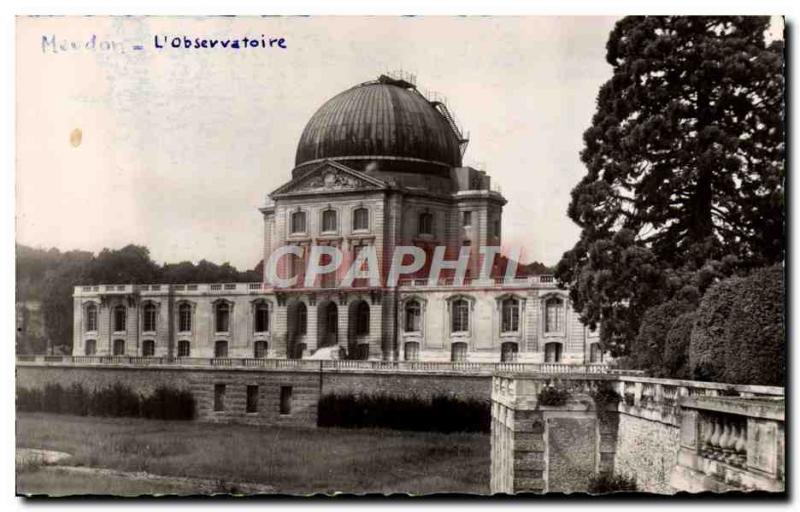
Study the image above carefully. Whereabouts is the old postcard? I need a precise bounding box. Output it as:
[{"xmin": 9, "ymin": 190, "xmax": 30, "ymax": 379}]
[{"xmin": 14, "ymin": 15, "xmax": 786, "ymax": 497}]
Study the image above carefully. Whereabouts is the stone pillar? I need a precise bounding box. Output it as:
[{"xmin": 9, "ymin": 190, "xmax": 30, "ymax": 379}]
[
  {"xmin": 337, "ymin": 296, "xmax": 349, "ymax": 354},
  {"xmin": 490, "ymin": 375, "xmax": 616, "ymax": 494}
]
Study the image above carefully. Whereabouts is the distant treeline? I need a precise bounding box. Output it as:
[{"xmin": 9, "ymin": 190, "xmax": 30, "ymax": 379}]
[{"xmin": 16, "ymin": 244, "xmax": 262, "ymax": 353}]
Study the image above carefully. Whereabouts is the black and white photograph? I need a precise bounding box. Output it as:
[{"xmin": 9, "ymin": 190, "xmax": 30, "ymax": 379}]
[{"xmin": 10, "ymin": 11, "xmax": 787, "ymax": 499}]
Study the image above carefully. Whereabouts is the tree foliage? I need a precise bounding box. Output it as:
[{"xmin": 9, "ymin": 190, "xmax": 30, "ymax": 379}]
[
  {"xmin": 722, "ymin": 264, "xmax": 784, "ymax": 385},
  {"xmin": 688, "ymin": 275, "xmax": 744, "ymax": 381},
  {"xmin": 556, "ymin": 16, "xmax": 784, "ymax": 356},
  {"xmin": 632, "ymin": 293, "xmax": 697, "ymax": 375}
]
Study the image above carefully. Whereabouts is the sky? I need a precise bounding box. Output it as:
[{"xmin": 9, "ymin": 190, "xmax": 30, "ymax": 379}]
[{"xmin": 16, "ymin": 16, "xmax": 624, "ymax": 269}]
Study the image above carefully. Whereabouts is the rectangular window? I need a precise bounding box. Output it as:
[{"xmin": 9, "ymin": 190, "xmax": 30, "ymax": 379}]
[
  {"xmin": 178, "ymin": 340, "xmax": 191, "ymax": 357},
  {"xmin": 353, "ymin": 208, "xmax": 369, "ymax": 231},
  {"xmin": 178, "ymin": 305, "xmax": 192, "ymax": 332},
  {"xmin": 501, "ymin": 299, "xmax": 520, "ymax": 332},
  {"xmin": 322, "ymin": 209, "xmax": 337, "ymax": 232},
  {"xmin": 451, "ymin": 300, "xmax": 469, "ymax": 333},
  {"xmin": 246, "ymin": 385, "xmax": 259, "ymax": 413},
  {"xmin": 418, "ymin": 213, "xmax": 433, "ymax": 235},
  {"xmin": 214, "ymin": 384, "xmax": 226, "ymax": 412},
  {"xmin": 279, "ymin": 386, "xmax": 292, "ymax": 415},
  {"xmin": 462, "ymin": 211, "xmax": 472, "ymax": 227},
  {"xmin": 291, "ymin": 211, "xmax": 306, "ymax": 234}
]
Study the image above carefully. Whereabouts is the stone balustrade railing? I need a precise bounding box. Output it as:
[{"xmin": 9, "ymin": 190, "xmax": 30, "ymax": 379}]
[
  {"xmin": 672, "ymin": 395, "xmax": 785, "ymax": 492},
  {"xmin": 74, "ymin": 275, "xmax": 559, "ymax": 296},
  {"xmin": 16, "ymin": 355, "xmax": 623, "ymax": 375},
  {"xmin": 699, "ymin": 412, "xmax": 747, "ymax": 468},
  {"xmin": 491, "ymin": 373, "xmax": 784, "ymax": 412}
]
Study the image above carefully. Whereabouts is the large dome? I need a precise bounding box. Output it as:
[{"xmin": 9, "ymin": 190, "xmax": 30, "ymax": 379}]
[{"xmin": 294, "ymin": 76, "xmax": 463, "ymax": 176}]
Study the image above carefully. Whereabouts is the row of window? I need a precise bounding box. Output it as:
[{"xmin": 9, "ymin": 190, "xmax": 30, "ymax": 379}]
[
  {"xmin": 88, "ymin": 295, "xmax": 563, "ymax": 340},
  {"xmin": 402, "ymin": 296, "xmax": 564, "ymax": 335},
  {"xmin": 402, "ymin": 340, "xmax": 604, "ymax": 363},
  {"xmin": 83, "ymin": 339, "xmax": 269, "ymax": 358},
  {"xmin": 84, "ymin": 302, "xmax": 271, "ymax": 335},
  {"xmin": 288, "ymin": 208, "xmax": 500, "ymax": 238},
  {"xmin": 290, "ymin": 207, "xmax": 370, "ymax": 235},
  {"xmin": 214, "ymin": 384, "xmax": 292, "ymax": 415}
]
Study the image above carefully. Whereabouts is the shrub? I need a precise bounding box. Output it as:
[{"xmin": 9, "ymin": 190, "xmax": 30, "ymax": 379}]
[
  {"xmin": 141, "ymin": 386, "xmax": 196, "ymax": 420},
  {"xmin": 16, "ymin": 382, "xmax": 195, "ymax": 420},
  {"xmin": 16, "ymin": 388, "xmax": 43, "ymax": 412},
  {"xmin": 689, "ymin": 276, "xmax": 744, "ymax": 382},
  {"xmin": 662, "ymin": 311, "xmax": 696, "ymax": 379},
  {"xmin": 42, "ymin": 383, "xmax": 66, "ymax": 413},
  {"xmin": 63, "ymin": 383, "xmax": 90, "ymax": 416},
  {"xmin": 89, "ymin": 382, "xmax": 141, "ymax": 417},
  {"xmin": 317, "ymin": 393, "xmax": 489, "ymax": 433},
  {"xmin": 723, "ymin": 264, "xmax": 785, "ymax": 386},
  {"xmin": 633, "ymin": 299, "xmax": 696, "ymax": 375},
  {"xmin": 537, "ymin": 386, "xmax": 570, "ymax": 407},
  {"xmin": 588, "ymin": 472, "xmax": 638, "ymax": 494},
  {"xmin": 590, "ymin": 382, "xmax": 620, "ymax": 407}
]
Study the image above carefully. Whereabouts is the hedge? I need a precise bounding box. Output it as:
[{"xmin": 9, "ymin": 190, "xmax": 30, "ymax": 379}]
[
  {"xmin": 633, "ymin": 299, "xmax": 695, "ymax": 375},
  {"xmin": 689, "ymin": 275, "xmax": 744, "ymax": 382},
  {"xmin": 16, "ymin": 383, "xmax": 195, "ymax": 420},
  {"xmin": 662, "ymin": 311, "xmax": 696, "ymax": 379},
  {"xmin": 722, "ymin": 264, "xmax": 785, "ymax": 386},
  {"xmin": 317, "ymin": 393, "xmax": 490, "ymax": 433}
]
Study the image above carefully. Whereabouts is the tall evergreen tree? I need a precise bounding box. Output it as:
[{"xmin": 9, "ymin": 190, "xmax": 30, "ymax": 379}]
[{"xmin": 556, "ymin": 16, "xmax": 784, "ymax": 356}]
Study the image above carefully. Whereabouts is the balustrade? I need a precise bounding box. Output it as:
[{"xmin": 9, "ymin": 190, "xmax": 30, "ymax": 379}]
[{"xmin": 700, "ymin": 413, "xmax": 748, "ymax": 468}]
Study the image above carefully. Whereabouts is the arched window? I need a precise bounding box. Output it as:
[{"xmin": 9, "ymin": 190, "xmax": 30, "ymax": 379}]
[
  {"xmin": 215, "ymin": 302, "xmax": 230, "ymax": 333},
  {"xmin": 545, "ymin": 297, "xmax": 564, "ymax": 333},
  {"xmin": 501, "ymin": 342, "xmax": 519, "ymax": 362},
  {"xmin": 451, "ymin": 299, "xmax": 470, "ymax": 333},
  {"xmin": 113, "ymin": 305, "xmax": 127, "ymax": 332},
  {"xmin": 84, "ymin": 339, "xmax": 96, "ymax": 356},
  {"xmin": 142, "ymin": 340, "xmax": 155, "ymax": 357},
  {"xmin": 353, "ymin": 207, "xmax": 369, "ymax": 231},
  {"xmin": 501, "ymin": 298, "xmax": 520, "ymax": 333},
  {"xmin": 254, "ymin": 302, "xmax": 270, "ymax": 333},
  {"xmin": 113, "ymin": 339, "xmax": 125, "ymax": 356},
  {"xmin": 405, "ymin": 300, "xmax": 421, "ymax": 332},
  {"xmin": 214, "ymin": 340, "xmax": 228, "ymax": 358},
  {"xmin": 589, "ymin": 343, "xmax": 604, "ymax": 363},
  {"xmin": 404, "ymin": 341, "xmax": 420, "ymax": 361},
  {"xmin": 143, "ymin": 303, "xmax": 157, "ymax": 332},
  {"xmin": 254, "ymin": 340, "xmax": 268, "ymax": 358},
  {"xmin": 355, "ymin": 301, "xmax": 370, "ymax": 336},
  {"xmin": 291, "ymin": 211, "xmax": 306, "ymax": 234},
  {"xmin": 178, "ymin": 303, "xmax": 192, "ymax": 332},
  {"xmin": 85, "ymin": 304, "xmax": 98, "ymax": 332},
  {"xmin": 296, "ymin": 302, "xmax": 307, "ymax": 335},
  {"xmin": 544, "ymin": 342, "xmax": 562, "ymax": 363},
  {"xmin": 451, "ymin": 342, "xmax": 468, "ymax": 362},
  {"xmin": 418, "ymin": 212, "xmax": 433, "ymax": 235},
  {"xmin": 322, "ymin": 209, "xmax": 337, "ymax": 232},
  {"xmin": 178, "ymin": 340, "xmax": 191, "ymax": 357}
]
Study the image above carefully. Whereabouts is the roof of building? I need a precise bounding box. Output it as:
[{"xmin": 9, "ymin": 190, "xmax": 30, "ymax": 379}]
[{"xmin": 294, "ymin": 75, "xmax": 464, "ymax": 175}]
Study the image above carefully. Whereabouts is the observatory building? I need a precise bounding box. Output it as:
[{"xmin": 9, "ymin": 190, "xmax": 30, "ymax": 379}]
[{"xmin": 72, "ymin": 74, "xmax": 603, "ymax": 364}]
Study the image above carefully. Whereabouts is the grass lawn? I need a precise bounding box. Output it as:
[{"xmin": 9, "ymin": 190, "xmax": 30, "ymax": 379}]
[{"xmin": 16, "ymin": 413, "xmax": 489, "ymax": 496}]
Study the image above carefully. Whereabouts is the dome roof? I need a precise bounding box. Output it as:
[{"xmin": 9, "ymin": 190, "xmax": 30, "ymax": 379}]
[{"xmin": 294, "ymin": 76, "xmax": 463, "ymax": 175}]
